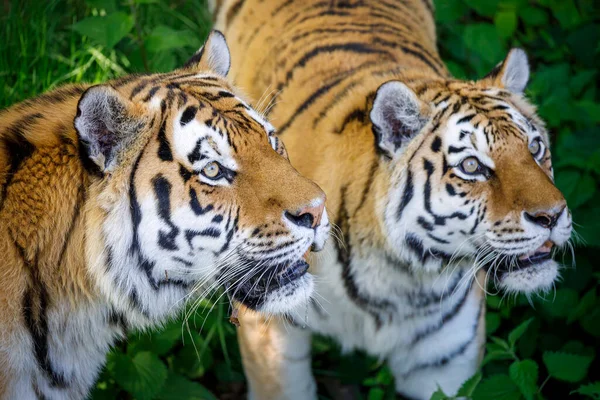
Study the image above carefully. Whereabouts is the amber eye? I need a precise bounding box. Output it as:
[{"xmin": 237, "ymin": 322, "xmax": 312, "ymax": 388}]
[
  {"xmin": 529, "ymin": 138, "xmax": 543, "ymax": 158},
  {"xmin": 460, "ymin": 157, "xmax": 481, "ymax": 175},
  {"xmin": 202, "ymin": 161, "xmax": 222, "ymax": 179}
]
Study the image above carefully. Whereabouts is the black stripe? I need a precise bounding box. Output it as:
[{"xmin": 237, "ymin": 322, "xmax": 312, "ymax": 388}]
[
  {"xmin": 17, "ymin": 244, "xmax": 68, "ymax": 388},
  {"xmin": 456, "ymin": 114, "xmax": 476, "ymax": 125},
  {"xmin": 180, "ymin": 106, "xmax": 198, "ymax": 126},
  {"xmin": 157, "ymin": 120, "xmax": 173, "ymax": 162},
  {"xmin": 189, "ymin": 187, "xmax": 214, "ymax": 215},
  {"xmin": 337, "ymin": 186, "xmax": 394, "ymax": 330},
  {"xmin": 430, "ymin": 136, "xmax": 441, "ymax": 152},
  {"xmin": 142, "ymin": 86, "xmax": 160, "ymax": 102},
  {"xmin": 448, "ymin": 145, "xmax": 467, "ymax": 154},
  {"xmin": 153, "ymin": 175, "xmax": 180, "ymax": 251},
  {"xmin": 396, "ymin": 170, "xmax": 414, "ymax": 221}
]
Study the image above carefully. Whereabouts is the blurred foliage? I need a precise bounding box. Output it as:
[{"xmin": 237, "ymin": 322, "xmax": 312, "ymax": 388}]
[{"xmin": 1, "ymin": 0, "xmax": 599, "ymax": 399}]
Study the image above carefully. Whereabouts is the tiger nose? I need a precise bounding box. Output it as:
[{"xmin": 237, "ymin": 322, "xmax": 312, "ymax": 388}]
[
  {"xmin": 285, "ymin": 201, "xmax": 325, "ymax": 229},
  {"xmin": 524, "ymin": 205, "xmax": 565, "ymax": 229}
]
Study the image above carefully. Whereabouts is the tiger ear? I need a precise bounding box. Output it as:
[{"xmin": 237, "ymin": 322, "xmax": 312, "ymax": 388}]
[
  {"xmin": 183, "ymin": 30, "xmax": 230, "ymax": 76},
  {"xmin": 370, "ymin": 81, "xmax": 430, "ymax": 158},
  {"xmin": 74, "ymin": 85, "xmax": 143, "ymax": 173},
  {"xmin": 482, "ymin": 48, "xmax": 530, "ymax": 94}
]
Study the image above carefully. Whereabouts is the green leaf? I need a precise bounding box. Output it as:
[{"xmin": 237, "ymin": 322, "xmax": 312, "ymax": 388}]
[
  {"xmin": 495, "ymin": 10, "xmax": 517, "ymax": 38},
  {"xmin": 464, "ymin": 0, "xmax": 500, "ymax": 17},
  {"xmin": 463, "ymin": 23, "xmax": 507, "ymax": 66},
  {"xmin": 572, "ymin": 382, "xmax": 600, "ymax": 399},
  {"xmin": 508, "ymin": 317, "xmax": 534, "ymax": 349},
  {"xmin": 145, "ymin": 26, "xmax": 202, "ymax": 53},
  {"xmin": 368, "ymin": 387, "xmax": 386, "ymax": 400},
  {"xmin": 543, "ymin": 351, "xmax": 595, "ymax": 383},
  {"xmin": 520, "ymin": 6, "xmax": 548, "ymax": 26},
  {"xmin": 567, "ymin": 288, "xmax": 597, "ymax": 324},
  {"xmin": 129, "ymin": 322, "xmax": 183, "ymax": 356},
  {"xmin": 486, "ymin": 312, "xmax": 501, "ymax": 335},
  {"xmin": 72, "ymin": 12, "xmax": 134, "ymax": 49},
  {"xmin": 111, "ymin": 352, "xmax": 168, "ymax": 400},
  {"xmin": 472, "ymin": 374, "xmax": 522, "ymax": 400},
  {"xmin": 509, "ymin": 360, "xmax": 539, "ymax": 400},
  {"xmin": 429, "ymin": 387, "xmax": 449, "ymax": 400},
  {"xmin": 435, "ymin": 0, "xmax": 470, "ymax": 23},
  {"xmin": 157, "ymin": 372, "xmax": 218, "ymax": 400},
  {"xmin": 457, "ymin": 372, "xmax": 482, "ymax": 397},
  {"xmin": 548, "ymin": 0, "xmax": 581, "ymax": 29},
  {"xmin": 539, "ymin": 288, "xmax": 579, "ymax": 319}
]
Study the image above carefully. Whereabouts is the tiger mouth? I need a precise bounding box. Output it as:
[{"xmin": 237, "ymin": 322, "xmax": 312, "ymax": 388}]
[
  {"xmin": 225, "ymin": 259, "xmax": 310, "ymax": 309},
  {"xmin": 497, "ymin": 240, "xmax": 554, "ymax": 273}
]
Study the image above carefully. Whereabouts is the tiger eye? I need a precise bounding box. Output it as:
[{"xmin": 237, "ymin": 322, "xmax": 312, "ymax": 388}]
[
  {"xmin": 529, "ymin": 139, "xmax": 540, "ymax": 155},
  {"xmin": 461, "ymin": 157, "xmax": 480, "ymax": 174},
  {"xmin": 202, "ymin": 162, "xmax": 221, "ymax": 178}
]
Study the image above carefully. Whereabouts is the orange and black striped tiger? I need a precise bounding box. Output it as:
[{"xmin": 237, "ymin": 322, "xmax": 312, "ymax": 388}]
[
  {"xmin": 0, "ymin": 31, "xmax": 330, "ymax": 399},
  {"xmin": 214, "ymin": 1, "xmax": 573, "ymax": 399}
]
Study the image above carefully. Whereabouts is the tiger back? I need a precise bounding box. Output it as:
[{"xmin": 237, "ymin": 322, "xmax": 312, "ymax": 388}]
[
  {"xmin": 214, "ymin": 1, "xmax": 572, "ymax": 399},
  {"xmin": 0, "ymin": 31, "xmax": 329, "ymax": 399}
]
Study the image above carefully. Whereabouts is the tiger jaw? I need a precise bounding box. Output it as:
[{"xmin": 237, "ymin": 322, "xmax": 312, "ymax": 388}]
[
  {"xmin": 489, "ymin": 240, "xmax": 559, "ymax": 294},
  {"xmin": 226, "ymin": 259, "xmax": 312, "ymax": 311}
]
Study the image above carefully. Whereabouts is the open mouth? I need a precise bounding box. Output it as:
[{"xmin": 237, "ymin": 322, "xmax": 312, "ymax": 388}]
[
  {"xmin": 225, "ymin": 259, "xmax": 310, "ymax": 309},
  {"xmin": 512, "ymin": 240, "xmax": 554, "ymax": 270},
  {"xmin": 494, "ymin": 240, "xmax": 554, "ymax": 274}
]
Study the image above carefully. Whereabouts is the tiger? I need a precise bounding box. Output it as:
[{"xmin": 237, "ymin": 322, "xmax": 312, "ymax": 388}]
[
  {"xmin": 213, "ymin": 1, "xmax": 573, "ymax": 399},
  {"xmin": 0, "ymin": 30, "xmax": 330, "ymax": 399}
]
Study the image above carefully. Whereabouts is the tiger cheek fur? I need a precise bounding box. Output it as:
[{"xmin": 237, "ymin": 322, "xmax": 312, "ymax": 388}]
[
  {"xmin": 214, "ymin": 1, "xmax": 572, "ymax": 399},
  {"xmin": 0, "ymin": 30, "xmax": 329, "ymax": 399}
]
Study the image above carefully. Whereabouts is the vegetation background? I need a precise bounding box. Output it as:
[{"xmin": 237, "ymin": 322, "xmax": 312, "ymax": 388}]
[{"xmin": 1, "ymin": 0, "xmax": 599, "ymax": 398}]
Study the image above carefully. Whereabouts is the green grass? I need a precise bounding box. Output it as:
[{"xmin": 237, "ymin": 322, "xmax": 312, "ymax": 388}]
[{"xmin": 1, "ymin": 1, "xmax": 599, "ymax": 399}]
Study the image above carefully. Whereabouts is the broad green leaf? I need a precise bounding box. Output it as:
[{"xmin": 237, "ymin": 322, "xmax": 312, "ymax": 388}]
[
  {"xmin": 508, "ymin": 317, "xmax": 534, "ymax": 349},
  {"xmin": 581, "ymin": 308, "xmax": 600, "ymax": 337},
  {"xmin": 111, "ymin": 352, "xmax": 168, "ymax": 400},
  {"xmin": 509, "ymin": 360, "xmax": 539, "ymax": 400},
  {"xmin": 128, "ymin": 322, "xmax": 184, "ymax": 356},
  {"xmin": 520, "ymin": 6, "xmax": 548, "ymax": 26},
  {"xmin": 368, "ymin": 387, "xmax": 386, "ymax": 400},
  {"xmin": 429, "ymin": 387, "xmax": 449, "ymax": 400},
  {"xmin": 463, "ymin": 23, "xmax": 506, "ymax": 66},
  {"xmin": 72, "ymin": 12, "xmax": 134, "ymax": 49},
  {"xmin": 548, "ymin": 0, "xmax": 581, "ymax": 29},
  {"xmin": 495, "ymin": 10, "xmax": 517, "ymax": 38},
  {"xmin": 145, "ymin": 26, "xmax": 202, "ymax": 53},
  {"xmin": 539, "ymin": 288, "xmax": 579, "ymax": 319},
  {"xmin": 435, "ymin": 0, "xmax": 470, "ymax": 23},
  {"xmin": 472, "ymin": 374, "xmax": 522, "ymax": 400},
  {"xmin": 457, "ymin": 372, "xmax": 482, "ymax": 397},
  {"xmin": 567, "ymin": 288, "xmax": 597, "ymax": 324},
  {"xmin": 157, "ymin": 372, "xmax": 218, "ymax": 400},
  {"xmin": 464, "ymin": 0, "xmax": 500, "ymax": 17},
  {"xmin": 486, "ymin": 312, "xmax": 501, "ymax": 335},
  {"xmin": 572, "ymin": 382, "xmax": 600, "ymax": 399},
  {"xmin": 543, "ymin": 351, "xmax": 595, "ymax": 383}
]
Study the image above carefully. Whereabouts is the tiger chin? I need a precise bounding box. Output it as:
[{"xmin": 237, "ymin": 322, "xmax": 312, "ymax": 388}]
[
  {"xmin": 215, "ymin": 1, "xmax": 572, "ymax": 400},
  {"xmin": 0, "ymin": 30, "xmax": 329, "ymax": 399}
]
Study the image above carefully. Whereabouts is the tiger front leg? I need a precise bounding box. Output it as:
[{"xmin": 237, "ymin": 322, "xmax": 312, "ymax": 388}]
[{"xmin": 237, "ymin": 307, "xmax": 317, "ymax": 400}]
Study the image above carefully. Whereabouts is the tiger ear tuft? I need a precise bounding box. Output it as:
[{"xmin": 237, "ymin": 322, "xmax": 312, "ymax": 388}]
[
  {"xmin": 183, "ymin": 30, "xmax": 231, "ymax": 76},
  {"xmin": 370, "ymin": 81, "xmax": 430, "ymax": 157},
  {"xmin": 74, "ymin": 85, "xmax": 142, "ymax": 173},
  {"xmin": 483, "ymin": 48, "xmax": 530, "ymax": 94}
]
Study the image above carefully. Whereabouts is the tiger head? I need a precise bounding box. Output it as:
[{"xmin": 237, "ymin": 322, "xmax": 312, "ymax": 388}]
[
  {"xmin": 371, "ymin": 49, "xmax": 571, "ymax": 294},
  {"xmin": 76, "ymin": 31, "xmax": 329, "ymax": 321}
]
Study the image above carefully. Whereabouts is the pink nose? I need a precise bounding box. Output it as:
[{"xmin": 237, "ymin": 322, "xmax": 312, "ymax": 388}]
[{"xmin": 285, "ymin": 202, "xmax": 325, "ymax": 229}]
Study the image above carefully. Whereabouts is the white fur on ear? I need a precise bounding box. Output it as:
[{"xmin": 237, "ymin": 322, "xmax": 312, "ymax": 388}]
[
  {"xmin": 74, "ymin": 86, "xmax": 141, "ymax": 172},
  {"xmin": 184, "ymin": 30, "xmax": 231, "ymax": 76},
  {"xmin": 501, "ymin": 48, "xmax": 530, "ymax": 94},
  {"xmin": 370, "ymin": 81, "xmax": 429, "ymax": 157}
]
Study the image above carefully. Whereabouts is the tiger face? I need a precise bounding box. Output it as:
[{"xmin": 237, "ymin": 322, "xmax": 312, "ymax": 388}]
[
  {"xmin": 77, "ymin": 32, "xmax": 329, "ymax": 321},
  {"xmin": 372, "ymin": 49, "xmax": 571, "ymax": 294}
]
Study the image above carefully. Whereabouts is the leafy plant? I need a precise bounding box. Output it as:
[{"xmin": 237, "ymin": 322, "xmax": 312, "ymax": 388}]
[{"xmin": 1, "ymin": 0, "xmax": 598, "ymax": 399}]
